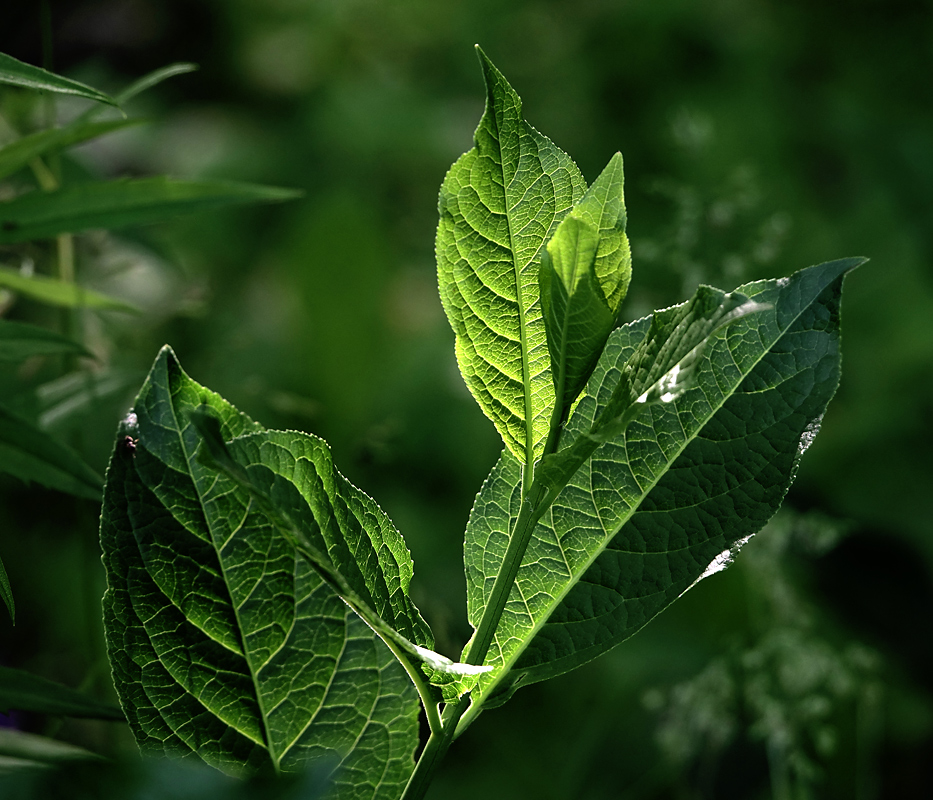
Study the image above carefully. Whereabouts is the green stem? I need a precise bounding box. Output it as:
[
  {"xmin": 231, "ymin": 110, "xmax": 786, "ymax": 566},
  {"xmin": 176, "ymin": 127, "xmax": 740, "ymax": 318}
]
[
  {"xmin": 400, "ymin": 696, "xmax": 470, "ymax": 800},
  {"xmin": 380, "ymin": 636, "xmax": 443, "ymax": 736},
  {"xmin": 463, "ymin": 483, "xmax": 548, "ymax": 668},
  {"xmin": 401, "ymin": 407, "xmax": 570, "ymax": 798},
  {"xmin": 405, "ymin": 397, "xmax": 641, "ymax": 793},
  {"xmin": 464, "ymin": 394, "xmax": 579, "ymax": 669}
]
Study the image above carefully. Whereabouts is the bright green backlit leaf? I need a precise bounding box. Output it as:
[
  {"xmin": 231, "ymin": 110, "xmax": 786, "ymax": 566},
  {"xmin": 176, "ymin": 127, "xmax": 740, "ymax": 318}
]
[
  {"xmin": 0, "ymin": 319, "xmax": 92, "ymax": 361},
  {"xmin": 437, "ymin": 46, "xmax": 585, "ymax": 466},
  {"xmin": 0, "ymin": 52, "xmax": 117, "ymax": 107},
  {"xmin": 0, "ymin": 402, "xmax": 103, "ymax": 500},
  {"xmin": 0, "ymin": 666, "xmax": 123, "ymax": 719},
  {"xmin": 462, "ymin": 258, "xmax": 863, "ymax": 714},
  {"xmin": 101, "ymin": 347, "xmax": 424, "ymax": 791},
  {"xmin": 564, "ymin": 152, "xmax": 630, "ymax": 312},
  {"xmin": 539, "ymin": 216, "xmax": 616, "ymax": 410},
  {"xmin": 0, "ymin": 177, "xmax": 302, "ymax": 245}
]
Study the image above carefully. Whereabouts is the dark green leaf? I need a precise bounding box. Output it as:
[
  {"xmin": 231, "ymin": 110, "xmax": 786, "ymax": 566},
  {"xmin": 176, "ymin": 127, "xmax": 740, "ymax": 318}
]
[
  {"xmin": 596, "ymin": 284, "xmax": 770, "ymax": 438},
  {"xmin": 0, "ymin": 319, "xmax": 92, "ymax": 361},
  {"xmin": 187, "ymin": 409, "xmax": 433, "ymax": 649},
  {"xmin": 436, "ymin": 46, "xmax": 585, "ymax": 465},
  {"xmin": 0, "ymin": 119, "xmax": 143, "ymax": 182},
  {"xmin": 461, "ymin": 258, "xmax": 863, "ymax": 715},
  {"xmin": 0, "ymin": 402, "xmax": 103, "ymax": 500},
  {"xmin": 0, "ymin": 666, "xmax": 123, "ymax": 719},
  {"xmin": 0, "ymin": 267, "xmax": 138, "ymax": 311},
  {"xmin": 0, "ymin": 52, "xmax": 117, "ymax": 107},
  {"xmin": 0, "ymin": 178, "xmax": 302, "ymax": 244},
  {"xmin": 101, "ymin": 347, "xmax": 422, "ymax": 790},
  {"xmin": 189, "ymin": 410, "xmax": 487, "ymax": 696},
  {"xmin": 534, "ymin": 285, "xmax": 766, "ymax": 501}
]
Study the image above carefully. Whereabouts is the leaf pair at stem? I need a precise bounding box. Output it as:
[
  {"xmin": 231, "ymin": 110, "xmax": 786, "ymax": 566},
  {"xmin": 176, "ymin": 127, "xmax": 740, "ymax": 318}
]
[{"xmin": 98, "ymin": 45, "xmax": 863, "ymax": 800}]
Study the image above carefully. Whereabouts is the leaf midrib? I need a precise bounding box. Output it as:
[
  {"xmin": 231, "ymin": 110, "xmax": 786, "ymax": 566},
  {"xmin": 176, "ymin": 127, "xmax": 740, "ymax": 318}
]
[
  {"xmin": 474, "ymin": 285, "xmax": 816, "ymax": 703},
  {"xmin": 493, "ymin": 111, "xmax": 535, "ymax": 478},
  {"xmin": 165, "ymin": 385, "xmax": 276, "ymax": 763}
]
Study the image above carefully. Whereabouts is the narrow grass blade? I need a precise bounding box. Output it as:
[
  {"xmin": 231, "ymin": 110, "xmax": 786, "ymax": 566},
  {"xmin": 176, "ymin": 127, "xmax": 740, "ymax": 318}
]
[
  {"xmin": 0, "ymin": 319, "xmax": 92, "ymax": 361},
  {"xmin": 0, "ymin": 402, "xmax": 103, "ymax": 500},
  {"xmin": 0, "ymin": 178, "xmax": 301, "ymax": 244},
  {"xmin": 0, "ymin": 267, "xmax": 137, "ymax": 311},
  {"xmin": 0, "ymin": 52, "xmax": 117, "ymax": 107},
  {"xmin": 0, "ymin": 666, "xmax": 123, "ymax": 720},
  {"xmin": 0, "ymin": 119, "xmax": 142, "ymax": 182}
]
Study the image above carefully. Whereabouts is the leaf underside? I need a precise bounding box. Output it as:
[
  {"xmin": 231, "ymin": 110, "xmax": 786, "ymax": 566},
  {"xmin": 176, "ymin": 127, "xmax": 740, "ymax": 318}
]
[
  {"xmin": 464, "ymin": 258, "xmax": 862, "ymax": 709},
  {"xmin": 436, "ymin": 46, "xmax": 585, "ymax": 465},
  {"xmin": 100, "ymin": 347, "xmax": 422, "ymax": 795}
]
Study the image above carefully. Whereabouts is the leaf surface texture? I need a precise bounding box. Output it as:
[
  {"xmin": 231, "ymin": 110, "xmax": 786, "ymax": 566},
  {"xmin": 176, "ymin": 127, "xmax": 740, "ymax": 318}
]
[
  {"xmin": 100, "ymin": 347, "xmax": 423, "ymax": 795},
  {"xmin": 436, "ymin": 47, "xmax": 585, "ymax": 464},
  {"xmin": 463, "ymin": 259, "xmax": 861, "ymax": 708}
]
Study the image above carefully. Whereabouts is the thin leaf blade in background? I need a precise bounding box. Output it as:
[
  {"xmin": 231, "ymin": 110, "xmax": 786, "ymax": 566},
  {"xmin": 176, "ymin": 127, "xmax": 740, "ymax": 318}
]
[
  {"xmin": 463, "ymin": 258, "xmax": 863, "ymax": 711},
  {"xmin": 436, "ymin": 46, "xmax": 585, "ymax": 465},
  {"xmin": 0, "ymin": 267, "xmax": 138, "ymax": 311},
  {"xmin": 0, "ymin": 729, "xmax": 103, "ymax": 775},
  {"xmin": 101, "ymin": 347, "xmax": 422, "ymax": 792},
  {"xmin": 0, "ymin": 555, "xmax": 12, "ymax": 623},
  {"xmin": 0, "ymin": 666, "xmax": 123, "ymax": 719},
  {"xmin": 0, "ymin": 118, "xmax": 143, "ymax": 182},
  {"xmin": 0, "ymin": 402, "xmax": 103, "ymax": 500},
  {"xmin": 114, "ymin": 62, "xmax": 198, "ymax": 106},
  {"xmin": 0, "ymin": 319, "xmax": 92, "ymax": 361},
  {"xmin": 0, "ymin": 52, "xmax": 117, "ymax": 107},
  {"xmin": 0, "ymin": 177, "xmax": 302, "ymax": 244}
]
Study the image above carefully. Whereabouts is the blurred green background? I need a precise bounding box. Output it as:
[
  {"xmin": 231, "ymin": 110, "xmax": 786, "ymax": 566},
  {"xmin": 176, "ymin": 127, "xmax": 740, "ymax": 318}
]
[{"xmin": 1, "ymin": 0, "xmax": 932, "ymax": 797}]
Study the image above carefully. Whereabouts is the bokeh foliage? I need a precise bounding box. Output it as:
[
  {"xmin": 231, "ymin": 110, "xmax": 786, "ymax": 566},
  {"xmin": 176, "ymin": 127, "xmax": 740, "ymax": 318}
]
[{"xmin": 2, "ymin": 1, "xmax": 932, "ymax": 797}]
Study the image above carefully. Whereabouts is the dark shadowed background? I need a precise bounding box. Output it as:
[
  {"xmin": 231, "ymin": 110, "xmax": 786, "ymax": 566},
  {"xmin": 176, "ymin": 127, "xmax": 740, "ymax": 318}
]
[{"xmin": 1, "ymin": 1, "xmax": 932, "ymax": 797}]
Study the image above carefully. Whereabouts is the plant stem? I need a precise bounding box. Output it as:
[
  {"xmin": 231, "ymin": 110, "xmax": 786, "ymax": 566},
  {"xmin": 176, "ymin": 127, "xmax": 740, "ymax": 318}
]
[
  {"xmin": 404, "ymin": 395, "xmax": 633, "ymax": 793},
  {"xmin": 462, "ymin": 483, "xmax": 548, "ymax": 668},
  {"xmin": 380, "ymin": 636, "xmax": 443, "ymax": 736},
  {"xmin": 463, "ymin": 399, "xmax": 577, "ymax": 669},
  {"xmin": 400, "ymin": 696, "xmax": 470, "ymax": 800}
]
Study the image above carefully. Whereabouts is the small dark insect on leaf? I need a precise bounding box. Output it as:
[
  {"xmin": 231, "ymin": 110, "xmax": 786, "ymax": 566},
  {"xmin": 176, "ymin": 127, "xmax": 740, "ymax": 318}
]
[
  {"xmin": 2, "ymin": 221, "xmax": 19, "ymax": 231},
  {"xmin": 123, "ymin": 435, "xmax": 138, "ymax": 457}
]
